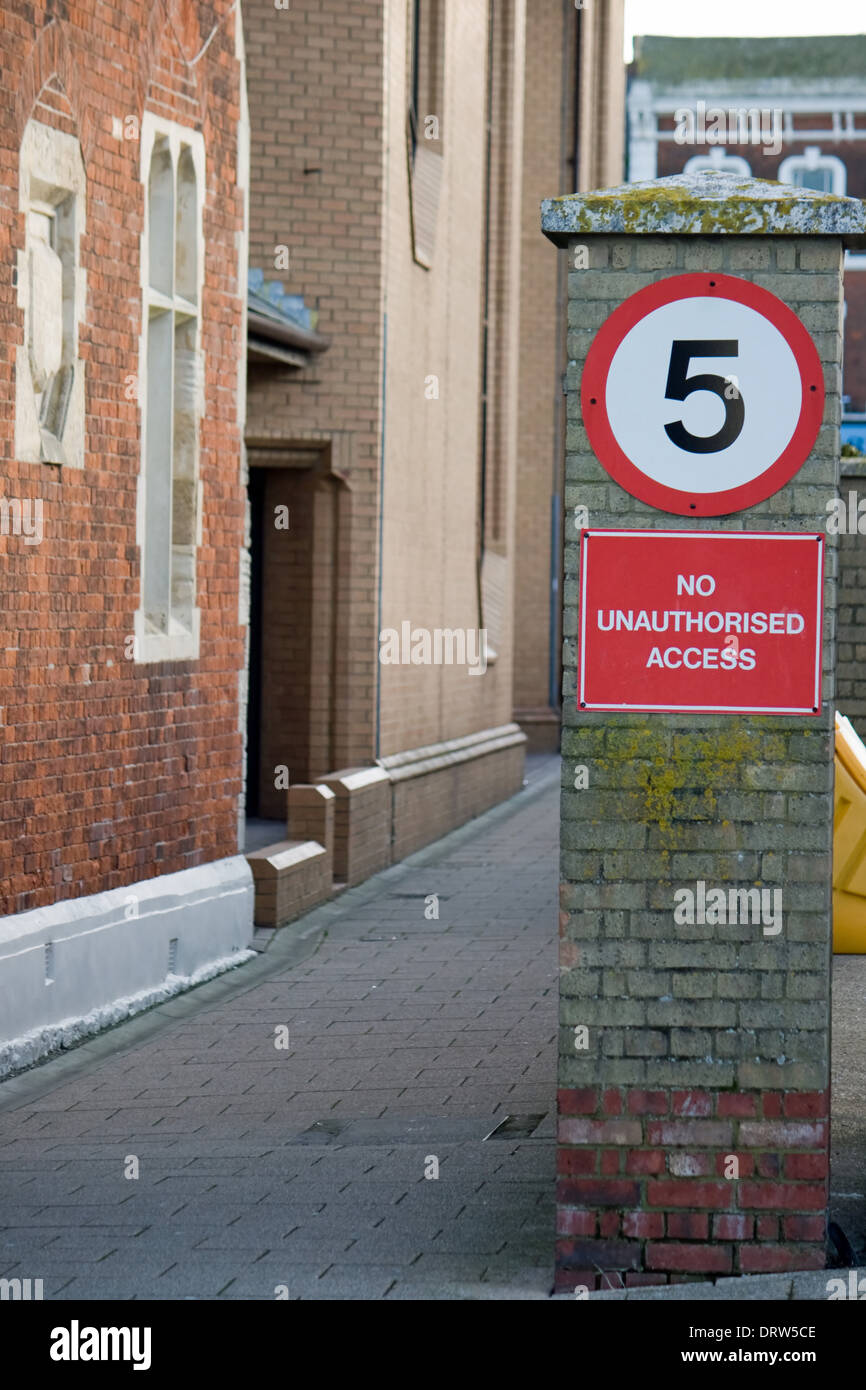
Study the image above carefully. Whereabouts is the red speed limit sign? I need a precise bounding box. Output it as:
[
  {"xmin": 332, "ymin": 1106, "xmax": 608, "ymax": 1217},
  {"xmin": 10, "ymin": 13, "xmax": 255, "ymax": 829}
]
[{"xmin": 581, "ymin": 273, "xmax": 825, "ymax": 516}]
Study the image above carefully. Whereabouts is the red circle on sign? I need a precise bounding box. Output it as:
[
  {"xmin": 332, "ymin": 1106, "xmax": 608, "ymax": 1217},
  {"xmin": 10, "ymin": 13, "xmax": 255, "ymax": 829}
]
[{"xmin": 581, "ymin": 273, "xmax": 825, "ymax": 516}]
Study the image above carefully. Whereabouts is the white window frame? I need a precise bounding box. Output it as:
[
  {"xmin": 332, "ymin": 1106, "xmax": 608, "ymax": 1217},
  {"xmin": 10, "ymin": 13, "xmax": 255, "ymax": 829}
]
[
  {"xmin": 777, "ymin": 146, "xmax": 862, "ymax": 269},
  {"xmin": 778, "ymin": 145, "xmax": 847, "ymax": 195},
  {"xmin": 15, "ymin": 119, "xmax": 86, "ymax": 469},
  {"xmin": 134, "ymin": 113, "xmax": 205, "ymax": 664}
]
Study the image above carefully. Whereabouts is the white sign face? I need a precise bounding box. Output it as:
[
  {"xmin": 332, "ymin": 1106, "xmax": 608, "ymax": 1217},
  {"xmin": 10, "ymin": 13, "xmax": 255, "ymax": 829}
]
[
  {"xmin": 606, "ymin": 298, "xmax": 801, "ymax": 493},
  {"xmin": 581, "ymin": 273, "xmax": 825, "ymax": 516}
]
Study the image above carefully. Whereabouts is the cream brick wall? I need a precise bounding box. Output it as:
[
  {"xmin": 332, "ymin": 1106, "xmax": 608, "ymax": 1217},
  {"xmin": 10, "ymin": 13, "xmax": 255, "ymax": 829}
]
[
  {"xmin": 514, "ymin": 1, "xmax": 572, "ymax": 720},
  {"xmin": 576, "ymin": 0, "xmax": 626, "ymax": 194},
  {"xmin": 378, "ymin": 0, "xmax": 523, "ymax": 758},
  {"xmin": 244, "ymin": 2, "xmax": 626, "ymax": 851},
  {"xmin": 836, "ymin": 460, "xmax": 866, "ymax": 721},
  {"xmin": 513, "ymin": 1, "xmax": 625, "ymax": 736},
  {"xmin": 244, "ymin": 0, "xmax": 386, "ymax": 773}
]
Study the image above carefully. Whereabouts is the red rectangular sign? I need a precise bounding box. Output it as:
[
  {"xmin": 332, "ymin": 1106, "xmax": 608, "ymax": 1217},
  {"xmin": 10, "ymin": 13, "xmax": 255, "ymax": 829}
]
[{"xmin": 577, "ymin": 530, "xmax": 824, "ymax": 715}]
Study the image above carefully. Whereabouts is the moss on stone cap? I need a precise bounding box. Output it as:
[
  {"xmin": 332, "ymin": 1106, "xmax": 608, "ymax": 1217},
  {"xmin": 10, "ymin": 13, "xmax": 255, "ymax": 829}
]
[{"xmin": 541, "ymin": 171, "xmax": 866, "ymax": 248}]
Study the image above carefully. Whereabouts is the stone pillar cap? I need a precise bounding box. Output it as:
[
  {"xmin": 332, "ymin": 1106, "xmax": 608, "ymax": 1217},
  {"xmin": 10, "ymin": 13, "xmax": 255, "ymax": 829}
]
[{"xmin": 541, "ymin": 170, "xmax": 866, "ymax": 249}]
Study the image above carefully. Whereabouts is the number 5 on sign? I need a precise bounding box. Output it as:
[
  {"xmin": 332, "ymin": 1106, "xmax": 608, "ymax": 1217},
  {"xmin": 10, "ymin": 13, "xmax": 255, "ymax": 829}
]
[
  {"xmin": 581, "ymin": 273, "xmax": 824, "ymax": 517},
  {"xmin": 664, "ymin": 340, "xmax": 744, "ymax": 453}
]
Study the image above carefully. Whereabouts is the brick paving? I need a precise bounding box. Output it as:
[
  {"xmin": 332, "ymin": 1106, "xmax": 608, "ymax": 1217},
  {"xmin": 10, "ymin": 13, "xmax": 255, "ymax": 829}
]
[
  {"xmin": 3, "ymin": 752, "xmax": 861, "ymax": 1301},
  {"xmin": 0, "ymin": 757, "xmax": 560, "ymax": 1301}
]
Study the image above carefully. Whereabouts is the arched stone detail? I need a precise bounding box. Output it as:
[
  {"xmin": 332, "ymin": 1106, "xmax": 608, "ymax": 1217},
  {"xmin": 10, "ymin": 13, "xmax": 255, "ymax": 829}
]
[
  {"xmin": 141, "ymin": 0, "xmax": 206, "ymax": 128},
  {"xmin": 32, "ymin": 72, "xmax": 76, "ymax": 135},
  {"xmin": 13, "ymin": 24, "xmax": 89, "ymax": 158}
]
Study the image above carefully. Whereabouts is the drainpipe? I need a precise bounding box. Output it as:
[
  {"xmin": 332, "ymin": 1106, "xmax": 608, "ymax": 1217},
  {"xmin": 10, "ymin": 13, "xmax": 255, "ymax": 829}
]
[
  {"xmin": 479, "ymin": 0, "xmax": 495, "ymax": 567},
  {"xmin": 375, "ymin": 312, "xmax": 387, "ymax": 761}
]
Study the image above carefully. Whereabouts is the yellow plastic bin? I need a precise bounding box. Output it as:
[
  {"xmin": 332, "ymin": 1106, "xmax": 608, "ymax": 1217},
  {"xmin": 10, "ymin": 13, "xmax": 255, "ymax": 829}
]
[{"xmin": 833, "ymin": 711, "xmax": 866, "ymax": 953}]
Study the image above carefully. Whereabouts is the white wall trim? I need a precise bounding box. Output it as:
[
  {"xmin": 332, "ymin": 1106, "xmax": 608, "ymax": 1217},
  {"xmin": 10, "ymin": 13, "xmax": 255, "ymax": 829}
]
[{"xmin": 0, "ymin": 854, "xmax": 254, "ymax": 1079}]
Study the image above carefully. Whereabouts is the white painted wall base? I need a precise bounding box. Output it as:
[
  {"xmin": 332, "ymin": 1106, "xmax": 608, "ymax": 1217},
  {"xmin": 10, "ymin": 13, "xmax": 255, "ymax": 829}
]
[{"xmin": 0, "ymin": 856, "xmax": 255, "ymax": 1080}]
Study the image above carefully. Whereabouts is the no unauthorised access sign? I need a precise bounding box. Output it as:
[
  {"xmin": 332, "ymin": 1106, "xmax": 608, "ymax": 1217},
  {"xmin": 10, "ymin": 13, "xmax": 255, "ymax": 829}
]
[
  {"xmin": 581, "ymin": 273, "xmax": 825, "ymax": 516},
  {"xmin": 577, "ymin": 530, "xmax": 824, "ymax": 715}
]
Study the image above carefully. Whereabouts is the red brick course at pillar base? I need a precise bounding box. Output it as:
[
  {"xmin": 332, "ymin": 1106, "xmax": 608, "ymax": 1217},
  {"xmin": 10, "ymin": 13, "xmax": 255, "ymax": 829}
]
[{"xmin": 555, "ymin": 1086, "xmax": 829, "ymax": 1292}]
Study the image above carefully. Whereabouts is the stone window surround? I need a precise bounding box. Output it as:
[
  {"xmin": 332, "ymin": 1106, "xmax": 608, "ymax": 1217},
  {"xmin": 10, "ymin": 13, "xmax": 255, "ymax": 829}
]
[
  {"xmin": 775, "ymin": 147, "xmax": 866, "ymax": 271},
  {"xmin": 779, "ymin": 144, "xmax": 847, "ymax": 196},
  {"xmin": 134, "ymin": 112, "xmax": 205, "ymax": 665},
  {"xmin": 15, "ymin": 118, "xmax": 87, "ymax": 470}
]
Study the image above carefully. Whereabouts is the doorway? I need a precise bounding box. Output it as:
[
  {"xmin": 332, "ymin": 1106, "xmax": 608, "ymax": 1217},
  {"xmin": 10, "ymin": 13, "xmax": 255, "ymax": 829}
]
[{"xmin": 245, "ymin": 454, "xmax": 342, "ymax": 834}]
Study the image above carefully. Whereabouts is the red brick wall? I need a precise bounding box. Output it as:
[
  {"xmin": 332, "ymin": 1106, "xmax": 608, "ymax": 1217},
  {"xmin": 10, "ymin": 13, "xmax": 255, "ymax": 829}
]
[
  {"xmin": 556, "ymin": 1086, "xmax": 828, "ymax": 1290},
  {"xmin": 0, "ymin": 1, "xmax": 247, "ymax": 915}
]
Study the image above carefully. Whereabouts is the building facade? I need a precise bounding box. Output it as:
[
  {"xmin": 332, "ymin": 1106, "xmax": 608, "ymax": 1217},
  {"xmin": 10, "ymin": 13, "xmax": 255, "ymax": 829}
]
[
  {"xmin": 0, "ymin": 0, "xmax": 251, "ymax": 1073},
  {"xmin": 626, "ymin": 35, "xmax": 866, "ymax": 424},
  {"xmin": 0, "ymin": 0, "xmax": 627, "ymax": 1065},
  {"xmin": 515, "ymin": 1, "xmax": 625, "ymax": 751},
  {"xmin": 242, "ymin": 0, "xmax": 626, "ymax": 909}
]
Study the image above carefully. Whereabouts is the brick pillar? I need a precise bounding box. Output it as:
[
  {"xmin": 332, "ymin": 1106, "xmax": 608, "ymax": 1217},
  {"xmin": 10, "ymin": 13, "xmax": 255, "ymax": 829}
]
[
  {"xmin": 320, "ymin": 767, "xmax": 391, "ymax": 886},
  {"xmin": 288, "ymin": 783, "xmax": 335, "ymax": 857},
  {"xmin": 541, "ymin": 172, "xmax": 866, "ymax": 1290},
  {"xmin": 835, "ymin": 456, "xmax": 866, "ymax": 723}
]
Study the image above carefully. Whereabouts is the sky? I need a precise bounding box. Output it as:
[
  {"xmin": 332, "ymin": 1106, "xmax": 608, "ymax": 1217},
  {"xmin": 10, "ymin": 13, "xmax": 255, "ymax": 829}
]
[{"xmin": 623, "ymin": 0, "xmax": 866, "ymax": 61}]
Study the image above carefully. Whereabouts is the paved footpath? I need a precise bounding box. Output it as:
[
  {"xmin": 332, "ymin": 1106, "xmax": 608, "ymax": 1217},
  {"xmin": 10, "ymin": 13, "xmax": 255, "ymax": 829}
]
[{"xmin": 0, "ymin": 757, "xmax": 560, "ymax": 1301}]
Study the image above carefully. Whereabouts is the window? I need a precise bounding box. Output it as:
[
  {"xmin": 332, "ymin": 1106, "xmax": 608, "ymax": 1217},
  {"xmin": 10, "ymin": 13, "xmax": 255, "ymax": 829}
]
[
  {"xmin": 15, "ymin": 118, "xmax": 86, "ymax": 468},
  {"xmin": 778, "ymin": 146, "xmax": 846, "ymax": 195},
  {"xmin": 135, "ymin": 115, "xmax": 204, "ymax": 663},
  {"xmin": 407, "ymin": 0, "xmax": 445, "ymax": 267},
  {"xmin": 683, "ymin": 149, "xmax": 751, "ymax": 177}
]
